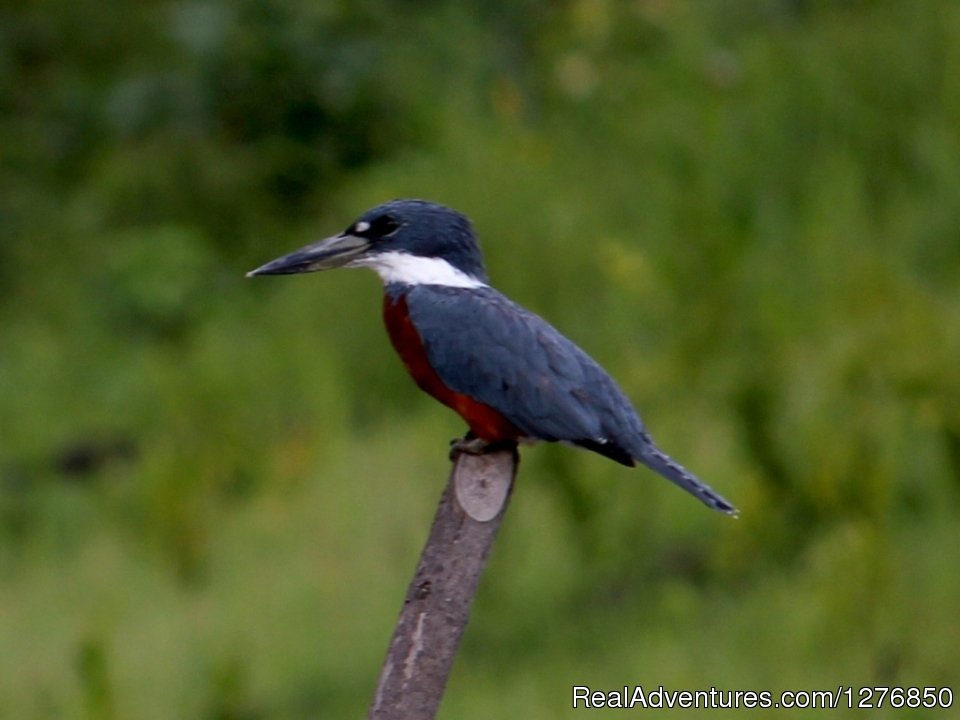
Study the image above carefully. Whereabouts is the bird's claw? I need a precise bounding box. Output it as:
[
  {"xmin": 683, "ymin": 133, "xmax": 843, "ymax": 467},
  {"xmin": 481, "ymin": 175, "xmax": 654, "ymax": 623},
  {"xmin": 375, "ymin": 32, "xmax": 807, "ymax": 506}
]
[
  {"xmin": 449, "ymin": 436, "xmax": 519, "ymax": 462},
  {"xmin": 448, "ymin": 436, "xmax": 491, "ymax": 462}
]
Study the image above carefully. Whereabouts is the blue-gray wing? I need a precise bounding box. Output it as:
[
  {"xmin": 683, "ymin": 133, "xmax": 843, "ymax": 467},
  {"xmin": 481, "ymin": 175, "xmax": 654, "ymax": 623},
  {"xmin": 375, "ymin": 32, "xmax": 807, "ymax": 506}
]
[
  {"xmin": 402, "ymin": 284, "xmax": 738, "ymax": 514},
  {"xmin": 402, "ymin": 285, "xmax": 643, "ymax": 463}
]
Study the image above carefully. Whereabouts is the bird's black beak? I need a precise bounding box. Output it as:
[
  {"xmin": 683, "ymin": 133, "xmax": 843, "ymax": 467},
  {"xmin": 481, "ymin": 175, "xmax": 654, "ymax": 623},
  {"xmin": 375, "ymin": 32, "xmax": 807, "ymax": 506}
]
[{"xmin": 246, "ymin": 233, "xmax": 370, "ymax": 277}]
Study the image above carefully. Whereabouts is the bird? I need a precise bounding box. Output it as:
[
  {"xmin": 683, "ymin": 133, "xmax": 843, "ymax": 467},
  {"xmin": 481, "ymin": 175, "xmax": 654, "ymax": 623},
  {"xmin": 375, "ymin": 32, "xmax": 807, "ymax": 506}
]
[{"xmin": 248, "ymin": 199, "xmax": 736, "ymax": 515}]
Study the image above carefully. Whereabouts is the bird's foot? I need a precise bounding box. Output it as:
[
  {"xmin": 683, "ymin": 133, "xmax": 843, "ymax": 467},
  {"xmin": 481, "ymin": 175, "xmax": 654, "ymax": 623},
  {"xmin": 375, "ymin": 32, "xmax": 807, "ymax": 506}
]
[
  {"xmin": 449, "ymin": 435, "xmax": 518, "ymax": 462},
  {"xmin": 449, "ymin": 435, "xmax": 491, "ymax": 461}
]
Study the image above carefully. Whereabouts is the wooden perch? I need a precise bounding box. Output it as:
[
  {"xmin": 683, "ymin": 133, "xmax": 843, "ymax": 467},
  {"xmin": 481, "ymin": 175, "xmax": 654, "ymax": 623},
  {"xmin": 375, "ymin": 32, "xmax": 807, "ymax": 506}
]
[{"xmin": 367, "ymin": 446, "xmax": 519, "ymax": 720}]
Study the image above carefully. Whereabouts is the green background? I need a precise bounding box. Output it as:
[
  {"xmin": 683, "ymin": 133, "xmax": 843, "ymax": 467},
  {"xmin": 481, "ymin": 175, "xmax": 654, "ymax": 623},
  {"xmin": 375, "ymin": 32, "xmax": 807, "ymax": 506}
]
[{"xmin": 2, "ymin": 1, "xmax": 958, "ymax": 717}]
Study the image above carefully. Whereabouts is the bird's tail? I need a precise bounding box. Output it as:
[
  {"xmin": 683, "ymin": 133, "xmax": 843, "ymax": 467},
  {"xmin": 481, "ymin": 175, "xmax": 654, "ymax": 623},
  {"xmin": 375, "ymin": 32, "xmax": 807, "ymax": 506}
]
[{"xmin": 635, "ymin": 434, "xmax": 738, "ymax": 516}]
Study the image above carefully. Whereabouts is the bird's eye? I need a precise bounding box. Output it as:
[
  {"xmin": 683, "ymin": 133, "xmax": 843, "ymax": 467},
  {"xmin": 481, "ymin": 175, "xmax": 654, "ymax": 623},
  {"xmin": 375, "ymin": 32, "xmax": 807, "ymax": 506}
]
[
  {"xmin": 369, "ymin": 214, "xmax": 400, "ymax": 237},
  {"xmin": 352, "ymin": 214, "xmax": 400, "ymax": 239}
]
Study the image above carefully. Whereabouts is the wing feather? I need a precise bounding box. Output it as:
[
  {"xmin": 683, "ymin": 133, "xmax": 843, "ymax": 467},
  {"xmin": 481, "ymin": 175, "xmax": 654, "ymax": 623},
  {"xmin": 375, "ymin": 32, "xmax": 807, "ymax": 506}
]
[{"xmin": 403, "ymin": 285, "xmax": 643, "ymax": 455}]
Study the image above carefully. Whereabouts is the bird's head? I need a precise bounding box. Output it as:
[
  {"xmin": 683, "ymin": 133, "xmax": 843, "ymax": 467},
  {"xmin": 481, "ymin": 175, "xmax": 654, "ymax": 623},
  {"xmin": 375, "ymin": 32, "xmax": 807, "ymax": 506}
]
[{"xmin": 247, "ymin": 199, "xmax": 488, "ymax": 287}]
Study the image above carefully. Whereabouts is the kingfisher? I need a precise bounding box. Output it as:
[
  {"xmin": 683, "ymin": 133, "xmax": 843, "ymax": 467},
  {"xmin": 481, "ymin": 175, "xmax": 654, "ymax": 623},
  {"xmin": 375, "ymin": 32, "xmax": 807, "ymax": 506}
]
[{"xmin": 248, "ymin": 199, "xmax": 736, "ymax": 515}]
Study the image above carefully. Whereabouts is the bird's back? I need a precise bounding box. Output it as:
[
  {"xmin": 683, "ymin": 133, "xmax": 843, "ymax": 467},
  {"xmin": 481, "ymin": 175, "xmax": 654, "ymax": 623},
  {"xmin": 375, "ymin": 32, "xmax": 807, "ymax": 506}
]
[
  {"xmin": 395, "ymin": 283, "xmax": 644, "ymax": 463},
  {"xmin": 395, "ymin": 283, "xmax": 737, "ymax": 514}
]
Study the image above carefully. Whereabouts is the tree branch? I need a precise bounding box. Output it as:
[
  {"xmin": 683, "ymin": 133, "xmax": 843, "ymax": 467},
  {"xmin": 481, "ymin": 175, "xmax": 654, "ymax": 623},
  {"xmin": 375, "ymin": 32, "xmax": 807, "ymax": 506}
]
[{"xmin": 367, "ymin": 446, "xmax": 519, "ymax": 720}]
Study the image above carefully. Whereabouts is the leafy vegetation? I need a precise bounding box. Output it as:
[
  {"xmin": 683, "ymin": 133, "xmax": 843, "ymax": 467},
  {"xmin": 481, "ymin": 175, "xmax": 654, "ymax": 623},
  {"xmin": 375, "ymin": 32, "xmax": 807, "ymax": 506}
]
[{"xmin": 2, "ymin": 1, "xmax": 958, "ymax": 718}]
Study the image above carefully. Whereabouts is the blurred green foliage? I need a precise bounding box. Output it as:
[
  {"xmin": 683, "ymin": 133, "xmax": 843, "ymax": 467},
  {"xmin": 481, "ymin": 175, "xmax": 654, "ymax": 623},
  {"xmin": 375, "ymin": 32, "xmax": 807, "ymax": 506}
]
[{"xmin": 2, "ymin": 0, "xmax": 959, "ymax": 718}]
